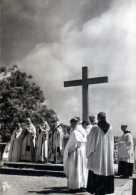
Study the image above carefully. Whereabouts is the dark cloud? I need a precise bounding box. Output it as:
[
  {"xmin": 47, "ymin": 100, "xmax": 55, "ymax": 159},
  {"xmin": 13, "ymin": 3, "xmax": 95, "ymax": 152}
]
[
  {"xmin": 1, "ymin": 0, "xmax": 136, "ymax": 135},
  {"xmin": 1, "ymin": 0, "xmax": 114, "ymax": 64}
]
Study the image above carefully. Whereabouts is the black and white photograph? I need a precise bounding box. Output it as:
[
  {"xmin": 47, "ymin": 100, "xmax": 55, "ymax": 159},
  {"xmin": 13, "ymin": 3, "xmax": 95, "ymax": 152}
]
[{"xmin": 0, "ymin": 0, "xmax": 136, "ymax": 194}]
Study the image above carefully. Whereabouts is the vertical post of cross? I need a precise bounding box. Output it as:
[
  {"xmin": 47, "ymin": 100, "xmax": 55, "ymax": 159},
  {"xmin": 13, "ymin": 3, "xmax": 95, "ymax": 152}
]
[
  {"xmin": 64, "ymin": 66, "xmax": 108, "ymax": 122},
  {"xmin": 82, "ymin": 66, "xmax": 88, "ymax": 121}
]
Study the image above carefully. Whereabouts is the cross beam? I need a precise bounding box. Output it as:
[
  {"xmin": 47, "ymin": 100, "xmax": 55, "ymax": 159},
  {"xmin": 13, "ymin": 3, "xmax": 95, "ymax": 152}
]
[
  {"xmin": 64, "ymin": 66, "xmax": 108, "ymax": 121},
  {"xmin": 64, "ymin": 77, "xmax": 108, "ymax": 87}
]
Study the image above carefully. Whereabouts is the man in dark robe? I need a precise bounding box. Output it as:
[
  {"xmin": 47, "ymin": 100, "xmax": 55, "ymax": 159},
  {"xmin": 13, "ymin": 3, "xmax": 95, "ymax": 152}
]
[{"xmin": 86, "ymin": 112, "xmax": 114, "ymax": 195}]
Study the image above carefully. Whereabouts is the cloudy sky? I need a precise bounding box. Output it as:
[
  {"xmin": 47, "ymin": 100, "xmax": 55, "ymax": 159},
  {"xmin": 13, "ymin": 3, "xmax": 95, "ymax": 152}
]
[{"xmin": 1, "ymin": 0, "xmax": 136, "ymax": 135}]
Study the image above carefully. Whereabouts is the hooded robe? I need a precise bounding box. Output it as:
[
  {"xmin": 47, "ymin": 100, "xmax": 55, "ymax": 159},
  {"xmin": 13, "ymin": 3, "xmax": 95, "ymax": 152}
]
[{"xmin": 63, "ymin": 124, "xmax": 88, "ymax": 190}]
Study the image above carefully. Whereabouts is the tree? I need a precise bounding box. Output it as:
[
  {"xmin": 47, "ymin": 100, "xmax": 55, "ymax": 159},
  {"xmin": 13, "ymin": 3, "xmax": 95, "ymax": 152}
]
[{"xmin": 0, "ymin": 65, "xmax": 58, "ymax": 142}]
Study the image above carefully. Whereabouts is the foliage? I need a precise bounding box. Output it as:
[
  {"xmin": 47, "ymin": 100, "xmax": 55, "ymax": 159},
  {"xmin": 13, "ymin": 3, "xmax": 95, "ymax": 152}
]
[{"xmin": 0, "ymin": 65, "xmax": 58, "ymax": 142}]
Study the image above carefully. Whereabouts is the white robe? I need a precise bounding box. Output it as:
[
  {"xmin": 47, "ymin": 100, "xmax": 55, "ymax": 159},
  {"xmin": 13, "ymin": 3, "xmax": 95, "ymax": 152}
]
[
  {"xmin": 63, "ymin": 125, "xmax": 88, "ymax": 189},
  {"xmin": 8, "ymin": 129, "xmax": 22, "ymax": 162},
  {"xmin": 118, "ymin": 132, "xmax": 134, "ymax": 163},
  {"xmin": 35, "ymin": 130, "xmax": 48, "ymax": 162},
  {"xmin": 86, "ymin": 125, "xmax": 114, "ymax": 176},
  {"xmin": 28, "ymin": 123, "xmax": 36, "ymax": 147},
  {"xmin": 2, "ymin": 142, "xmax": 11, "ymax": 161},
  {"xmin": 86, "ymin": 122, "xmax": 97, "ymax": 135},
  {"xmin": 53, "ymin": 125, "xmax": 64, "ymax": 151},
  {"xmin": 20, "ymin": 131, "xmax": 35, "ymax": 162},
  {"xmin": 48, "ymin": 124, "xmax": 64, "ymax": 163}
]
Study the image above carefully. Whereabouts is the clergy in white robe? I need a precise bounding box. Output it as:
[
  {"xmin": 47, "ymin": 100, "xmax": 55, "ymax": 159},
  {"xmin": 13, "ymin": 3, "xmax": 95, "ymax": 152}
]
[
  {"xmin": 8, "ymin": 123, "xmax": 23, "ymax": 162},
  {"xmin": 25, "ymin": 118, "xmax": 36, "ymax": 147},
  {"xmin": 20, "ymin": 122, "xmax": 35, "ymax": 162},
  {"xmin": 118, "ymin": 124, "xmax": 134, "ymax": 177},
  {"xmin": 86, "ymin": 114, "xmax": 96, "ymax": 135},
  {"xmin": 48, "ymin": 122, "xmax": 64, "ymax": 163},
  {"xmin": 86, "ymin": 112, "xmax": 114, "ymax": 195},
  {"xmin": 35, "ymin": 121, "xmax": 50, "ymax": 163},
  {"xmin": 63, "ymin": 126, "xmax": 70, "ymax": 150},
  {"xmin": 2, "ymin": 143, "xmax": 11, "ymax": 162},
  {"xmin": 63, "ymin": 118, "xmax": 88, "ymax": 191}
]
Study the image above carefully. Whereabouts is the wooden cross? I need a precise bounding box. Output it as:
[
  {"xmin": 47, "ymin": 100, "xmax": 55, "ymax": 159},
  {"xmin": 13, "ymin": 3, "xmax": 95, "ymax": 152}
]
[{"xmin": 64, "ymin": 66, "xmax": 108, "ymax": 121}]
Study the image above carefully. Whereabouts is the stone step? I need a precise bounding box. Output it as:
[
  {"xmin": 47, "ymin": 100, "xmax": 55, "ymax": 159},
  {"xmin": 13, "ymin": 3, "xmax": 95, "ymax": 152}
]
[
  {"xmin": 0, "ymin": 162, "xmax": 65, "ymax": 177},
  {"xmin": 0, "ymin": 166, "xmax": 65, "ymax": 177},
  {"xmin": 3, "ymin": 162, "xmax": 64, "ymax": 171}
]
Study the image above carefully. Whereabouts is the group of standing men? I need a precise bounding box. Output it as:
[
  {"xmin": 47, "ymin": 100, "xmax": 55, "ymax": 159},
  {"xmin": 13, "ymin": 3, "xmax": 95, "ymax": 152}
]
[
  {"xmin": 4, "ymin": 112, "xmax": 135, "ymax": 195},
  {"xmin": 6, "ymin": 117, "xmax": 64, "ymax": 164},
  {"xmin": 63, "ymin": 112, "xmax": 135, "ymax": 195},
  {"xmin": 63, "ymin": 112, "xmax": 114, "ymax": 195}
]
